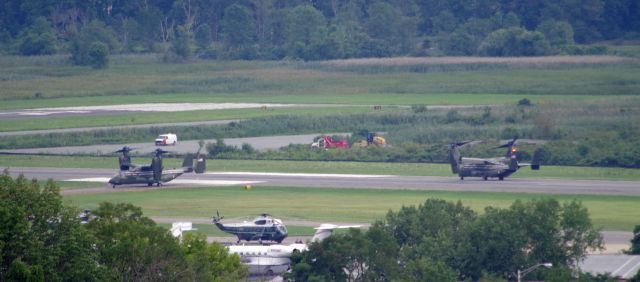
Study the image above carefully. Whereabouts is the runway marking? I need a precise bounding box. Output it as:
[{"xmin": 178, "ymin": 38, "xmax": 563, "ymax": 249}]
[
  {"xmin": 206, "ymin": 172, "xmax": 395, "ymax": 178},
  {"xmin": 32, "ymin": 103, "xmax": 292, "ymax": 113},
  {"xmin": 65, "ymin": 177, "xmax": 263, "ymax": 186}
]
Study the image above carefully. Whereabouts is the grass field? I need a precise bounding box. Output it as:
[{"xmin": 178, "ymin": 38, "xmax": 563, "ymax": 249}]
[
  {"xmin": 1, "ymin": 55, "xmax": 638, "ymax": 110},
  {"xmin": 0, "ymin": 106, "xmax": 370, "ymax": 132},
  {"xmin": 3, "ymin": 92, "xmax": 625, "ymax": 111},
  {"xmin": 64, "ymin": 186, "xmax": 640, "ymax": 231},
  {"xmin": 4, "ymin": 155, "xmax": 640, "ymax": 181}
]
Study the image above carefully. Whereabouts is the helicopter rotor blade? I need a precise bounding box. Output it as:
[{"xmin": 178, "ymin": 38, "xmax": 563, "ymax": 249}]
[
  {"xmin": 113, "ymin": 146, "xmax": 139, "ymax": 154},
  {"xmin": 448, "ymin": 140, "xmax": 475, "ymax": 149},
  {"xmin": 493, "ymin": 138, "xmax": 518, "ymax": 149}
]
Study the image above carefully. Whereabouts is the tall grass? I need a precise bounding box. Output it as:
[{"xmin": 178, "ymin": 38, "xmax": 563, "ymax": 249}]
[
  {"xmin": 1, "ymin": 55, "xmax": 638, "ymax": 102},
  {"xmin": 311, "ymin": 55, "xmax": 638, "ymax": 73}
]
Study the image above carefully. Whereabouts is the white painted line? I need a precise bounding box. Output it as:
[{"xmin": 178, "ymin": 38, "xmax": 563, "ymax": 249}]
[
  {"xmin": 34, "ymin": 103, "xmax": 293, "ymax": 113},
  {"xmin": 64, "ymin": 177, "xmax": 263, "ymax": 186},
  {"xmin": 621, "ymin": 256, "xmax": 640, "ymax": 278},
  {"xmin": 206, "ymin": 172, "xmax": 395, "ymax": 178},
  {"xmin": 612, "ymin": 256, "xmax": 636, "ymax": 276},
  {"xmin": 171, "ymin": 179, "xmax": 263, "ymax": 186},
  {"xmin": 66, "ymin": 177, "xmax": 111, "ymax": 182}
]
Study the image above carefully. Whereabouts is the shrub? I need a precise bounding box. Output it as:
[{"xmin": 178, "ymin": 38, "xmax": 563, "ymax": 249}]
[
  {"xmin": 517, "ymin": 98, "xmax": 532, "ymax": 106},
  {"xmin": 479, "ymin": 27, "xmax": 552, "ymax": 56},
  {"xmin": 70, "ymin": 20, "xmax": 119, "ymax": 66},
  {"xmin": 88, "ymin": 41, "xmax": 109, "ymax": 69}
]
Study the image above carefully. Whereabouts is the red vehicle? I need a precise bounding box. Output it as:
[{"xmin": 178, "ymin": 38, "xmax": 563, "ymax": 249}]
[{"xmin": 311, "ymin": 136, "xmax": 349, "ymax": 149}]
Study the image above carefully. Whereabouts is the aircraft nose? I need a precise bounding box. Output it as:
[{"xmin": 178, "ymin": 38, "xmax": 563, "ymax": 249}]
[{"xmin": 108, "ymin": 178, "xmax": 117, "ymax": 184}]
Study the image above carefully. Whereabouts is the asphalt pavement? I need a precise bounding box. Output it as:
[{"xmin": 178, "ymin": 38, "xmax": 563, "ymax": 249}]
[
  {"xmin": 3, "ymin": 166, "xmax": 639, "ymax": 196},
  {"xmin": 0, "ymin": 133, "xmax": 349, "ymax": 154}
]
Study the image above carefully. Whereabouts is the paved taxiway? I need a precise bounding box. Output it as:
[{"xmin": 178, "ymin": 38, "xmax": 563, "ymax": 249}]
[{"xmin": 2, "ymin": 166, "xmax": 639, "ymax": 196}]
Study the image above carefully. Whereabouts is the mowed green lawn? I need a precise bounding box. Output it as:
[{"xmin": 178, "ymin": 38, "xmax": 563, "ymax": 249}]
[
  {"xmin": 3, "ymin": 155, "xmax": 640, "ymax": 181},
  {"xmin": 65, "ymin": 186, "xmax": 640, "ymax": 231}
]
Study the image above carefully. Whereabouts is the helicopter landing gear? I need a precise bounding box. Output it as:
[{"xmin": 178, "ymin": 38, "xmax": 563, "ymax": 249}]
[
  {"xmin": 156, "ymin": 182, "xmax": 161, "ymax": 187},
  {"xmin": 498, "ymin": 176, "xmax": 504, "ymax": 181},
  {"xmin": 483, "ymin": 176, "xmax": 488, "ymax": 181},
  {"xmin": 147, "ymin": 183, "xmax": 153, "ymax": 187},
  {"xmin": 112, "ymin": 184, "xmax": 116, "ymax": 188},
  {"xmin": 460, "ymin": 176, "xmax": 464, "ymax": 180}
]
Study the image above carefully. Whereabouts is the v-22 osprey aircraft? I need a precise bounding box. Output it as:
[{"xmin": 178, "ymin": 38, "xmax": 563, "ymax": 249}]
[
  {"xmin": 448, "ymin": 138, "xmax": 539, "ymax": 180},
  {"xmin": 108, "ymin": 146, "xmax": 205, "ymax": 188}
]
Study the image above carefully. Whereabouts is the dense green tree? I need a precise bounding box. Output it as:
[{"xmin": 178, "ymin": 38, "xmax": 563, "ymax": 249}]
[
  {"xmin": 365, "ymin": 3, "xmax": 401, "ymax": 41},
  {"xmin": 16, "ymin": 17, "xmax": 57, "ymax": 55},
  {"xmin": 181, "ymin": 233, "xmax": 247, "ymax": 281},
  {"xmin": 1, "ymin": 0, "xmax": 638, "ymax": 59},
  {"xmin": 537, "ymin": 20, "xmax": 574, "ymax": 47},
  {"xmin": 465, "ymin": 199, "xmax": 603, "ymax": 280},
  {"xmin": 87, "ymin": 202, "xmax": 190, "ymax": 281},
  {"xmin": 399, "ymin": 258, "xmax": 458, "ymax": 282},
  {"xmin": 0, "ymin": 172, "xmax": 104, "ymax": 281},
  {"xmin": 479, "ymin": 27, "xmax": 551, "ymax": 56},
  {"xmin": 166, "ymin": 24, "xmax": 194, "ymax": 61},
  {"xmin": 284, "ymin": 5, "xmax": 328, "ymax": 60},
  {"xmin": 70, "ymin": 20, "xmax": 120, "ymax": 66},
  {"xmin": 626, "ymin": 225, "xmax": 640, "ymax": 255},
  {"xmin": 288, "ymin": 198, "xmax": 603, "ymax": 281},
  {"xmin": 288, "ymin": 227, "xmax": 398, "ymax": 281},
  {"xmin": 440, "ymin": 30, "xmax": 475, "ymax": 55},
  {"xmin": 221, "ymin": 4, "xmax": 255, "ymax": 49},
  {"xmin": 194, "ymin": 23, "xmax": 213, "ymax": 49},
  {"xmin": 0, "ymin": 173, "xmax": 246, "ymax": 281},
  {"xmin": 88, "ymin": 41, "xmax": 109, "ymax": 69}
]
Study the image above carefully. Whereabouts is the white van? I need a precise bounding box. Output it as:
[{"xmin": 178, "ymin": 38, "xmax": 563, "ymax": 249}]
[{"xmin": 155, "ymin": 133, "xmax": 177, "ymax": 146}]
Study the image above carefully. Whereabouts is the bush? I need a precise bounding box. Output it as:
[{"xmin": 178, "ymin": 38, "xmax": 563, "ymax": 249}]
[
  {"xmin": 17, "ymin": 17, "xmax": 57, "ymax": 56},
  {"xmin": 88, "ymin": 41, "xmax": 109, "ymax": 69},
  {"xmin": 517, "ymin": 98, "xmax": 532, "ymax": 106},
  {"xmin": 411, "ymin": 105, "xmax": 428, "ymax": 113},
  {"xmin": 70, "ymin": 20, "xmax": 119, "ymax": 66},
  {"xmin": 479, "ymin": 27, "xmax": 552, "ymax": 56}
]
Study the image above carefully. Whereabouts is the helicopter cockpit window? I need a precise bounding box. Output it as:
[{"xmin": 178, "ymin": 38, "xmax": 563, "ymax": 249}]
[{"xmin": 254, "ymin": 220, "xmax": 266, "ymax": 225}]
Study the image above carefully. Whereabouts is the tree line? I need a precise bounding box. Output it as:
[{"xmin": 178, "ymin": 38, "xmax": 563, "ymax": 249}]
[
  {"xmin": 1, "ymin": 0, "xmax": 639, "ymax": 65},
  {"xmin": 0, "ymin": 172, "xmax": 246, "ymax": 281},
  {"xmin": 286, "ymin": 198, "xmax": 609, "ymax": 281}
]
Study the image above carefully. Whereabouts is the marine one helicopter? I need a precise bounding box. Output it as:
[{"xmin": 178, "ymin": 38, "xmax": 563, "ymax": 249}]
[
  {"xmin": 212, "ymin": 211, "xmax": 288, "ymax": 244},
  {"xmin": 448, "ymin": 138, "xmax": 539, "ymax": 181},
  {"xmin": 108, "ymin": 146, "xmax": 206, "ymax": 188}
]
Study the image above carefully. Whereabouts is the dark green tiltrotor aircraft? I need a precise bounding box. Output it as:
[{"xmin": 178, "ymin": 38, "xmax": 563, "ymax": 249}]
[
  {"xmin": 448, "ymin": 138, "xmax": 539, "ymax": 181},
  {"xmin": 108, "ymin": 146, "xmax": 205, "ymax": 188}
]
